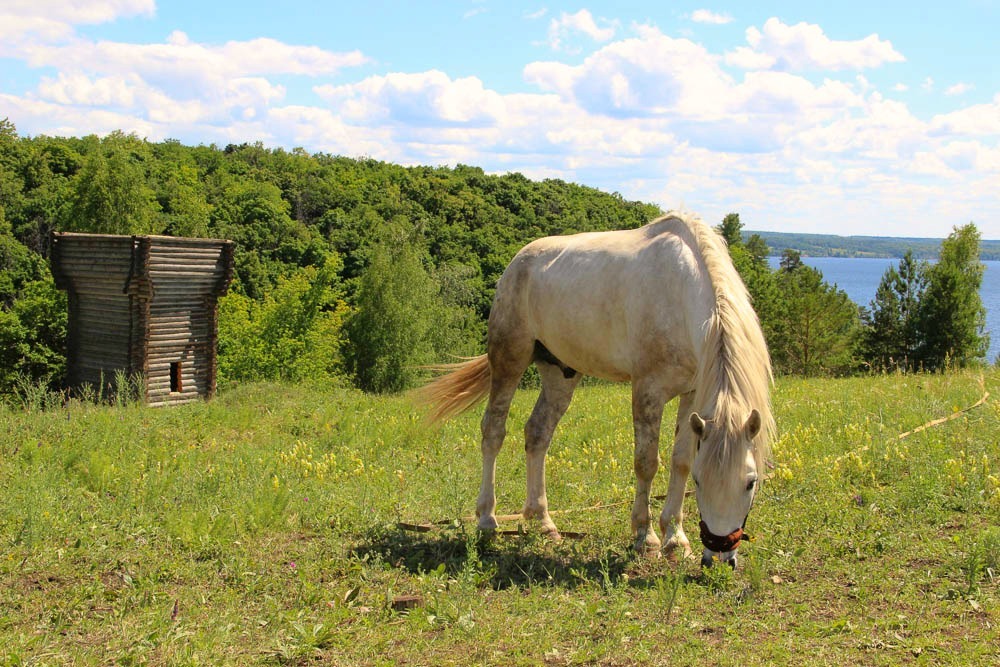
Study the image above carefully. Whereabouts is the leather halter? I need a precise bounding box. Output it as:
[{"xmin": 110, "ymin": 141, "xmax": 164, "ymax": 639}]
[{"xmin": 699, "ymin": 520, "xmax": 751, "ymax": 553}]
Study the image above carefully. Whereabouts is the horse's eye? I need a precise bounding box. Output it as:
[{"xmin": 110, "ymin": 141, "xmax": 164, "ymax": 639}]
[{"xmin": 745, "ymin": 478, "xmax": 757, "ymax": 492}]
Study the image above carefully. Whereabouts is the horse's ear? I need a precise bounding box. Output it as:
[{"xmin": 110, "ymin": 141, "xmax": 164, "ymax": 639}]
[
  {"xmin": 744, "ymin": 409, "xmax": 762, "ymax": 439},
  {"xmin": 690, "ymin": 412, "xmax": 707, "ymax": 439}
]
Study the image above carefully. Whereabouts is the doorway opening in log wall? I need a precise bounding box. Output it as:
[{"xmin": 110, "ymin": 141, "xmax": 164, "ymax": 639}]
[{"xmin": 170, "ymin": 362, "xmax": 183, "ymax": 393}]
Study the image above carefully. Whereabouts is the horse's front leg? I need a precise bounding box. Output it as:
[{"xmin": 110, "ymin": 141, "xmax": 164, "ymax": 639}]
[
  {"xmin": 631, "ymin": 384, "xmax": 666, "ymax": 557},
  {"xmin": 659, "ymin": 392, "xmax": 695, "ymax": 559}
]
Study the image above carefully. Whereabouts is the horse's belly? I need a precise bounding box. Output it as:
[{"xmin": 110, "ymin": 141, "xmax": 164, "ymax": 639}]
[{"xmin": 532, "ymin": 305, "xmax": 637, "ymax": 382}]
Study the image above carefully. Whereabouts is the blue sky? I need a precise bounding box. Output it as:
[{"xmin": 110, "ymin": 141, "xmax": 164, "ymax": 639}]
[{"xmin": 2, "ymin": 1, "xmax": 999, "ymax": 238}]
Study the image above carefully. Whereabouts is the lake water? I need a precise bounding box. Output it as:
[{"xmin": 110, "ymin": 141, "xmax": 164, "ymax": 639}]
[{"xmin": 766, "ymin": 257, "xmax": 1000, "ymax": 363}]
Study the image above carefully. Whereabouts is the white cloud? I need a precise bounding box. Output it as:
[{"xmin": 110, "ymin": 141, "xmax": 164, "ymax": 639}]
[
  {"xmin": 26, "ymin": 33, "xmax": 368, "ymax": 85},
  {"xmin": 725, "ymin": 47, "xmax": 776, "ymax": 70},
  {"xmin": 0, "ymin": 0, "xmax": 154, "ymax": 48},
  {"xmin": 793, "ymin": 93, "xmax": 926, "ymax": 160},
  {"xmin": 931, "ymin": 94, "xmax": 1000, "ymax": 136},
  {"xmin": 921, "ymin": 77, "xmax": 934, "ymax": 91},
  {"xmin": 547, "ymin": 9, "xmax": 618, "ymax": 52},
  {"xmin": 7, "ymin": 0, "xmax": 155, "ymax": 24},
  {"xmin": 527, "ymin": 26, "xmax": 734, "ymax": 118},
  {"xmin": 728, "ymin": 18, "xmax": 905, "ymax": 71},
  {"xmin": 316, "ymin": 71, "xmax": 507, "ymax": 127},
  {"xmin": 525, "ymin": 23, "xmax": 864, "ymax": 154},
  {"xmin": 893, "ymin": 83, "xmax": 908, "ymax": 92},
  {"xmin": 944, "ymin": 82, "xmax": 974, "ymax": 96},
  {"xmin": 690, "ymin": 9, "xmax": 733, "ymax": 25}
]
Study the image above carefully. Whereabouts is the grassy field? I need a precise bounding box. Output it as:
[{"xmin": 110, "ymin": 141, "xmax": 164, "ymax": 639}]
[{"xmin": 2, "ymin": 370, "xmax": 999, "ymax": 665}]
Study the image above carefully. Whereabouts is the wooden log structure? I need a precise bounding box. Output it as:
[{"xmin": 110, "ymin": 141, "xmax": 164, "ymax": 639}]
[{"xmin": 50, "ymin": 232, "xmax": 235, "ymax": 407}]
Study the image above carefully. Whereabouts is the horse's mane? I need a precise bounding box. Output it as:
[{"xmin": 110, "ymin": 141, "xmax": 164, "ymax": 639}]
[{"xmin": 663, "ymin": 212, "xmax": 776, "ymax": 475}]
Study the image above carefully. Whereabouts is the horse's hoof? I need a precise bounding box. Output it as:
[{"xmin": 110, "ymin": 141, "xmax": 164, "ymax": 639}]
[
  {"xmin": 477, "ymin": 515, "xmax": 499, "ymax": 533},
  {"xmin": 634, "ymin": 536, "xmax": 662, "ymax": 558},
  {"xmin": 663, "ymin": 542, "xmax": 693, "ymax": 562}
]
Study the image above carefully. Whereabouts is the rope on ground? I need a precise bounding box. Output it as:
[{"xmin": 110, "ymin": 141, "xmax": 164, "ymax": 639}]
[{"xmin": 897, "ymin": 379, "xmax": 990, "ymax": 441}]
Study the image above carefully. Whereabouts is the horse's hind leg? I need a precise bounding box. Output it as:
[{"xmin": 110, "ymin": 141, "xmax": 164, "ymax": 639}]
[
  {"xmin": 477, "ymin": 370, "xmax": 520, "ymax": 532},
  {"xmin": 523, "ymin": 360, "xmax": 580, "ymax": 537}
]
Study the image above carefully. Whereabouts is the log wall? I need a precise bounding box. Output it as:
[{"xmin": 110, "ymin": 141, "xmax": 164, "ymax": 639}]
[{"xmin": 51, "ymin": 232, "xmax": 234, "ymax": 407}]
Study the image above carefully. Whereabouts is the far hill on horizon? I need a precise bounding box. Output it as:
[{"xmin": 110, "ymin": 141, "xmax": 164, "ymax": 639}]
[{"xmin": 746, "ymin": 230, "xmax": 1000, "ymax": 261}]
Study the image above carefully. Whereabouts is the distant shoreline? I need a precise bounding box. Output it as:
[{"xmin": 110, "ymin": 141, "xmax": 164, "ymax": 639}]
[{"xmin": 747, "ymin": 230, "xmax": 1000, "ymax": 261}]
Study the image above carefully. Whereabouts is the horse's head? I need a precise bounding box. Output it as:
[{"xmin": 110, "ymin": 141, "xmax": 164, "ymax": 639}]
[{"xmin": 689, "ymin": 409, "xmax": 762, "ymax": 569}]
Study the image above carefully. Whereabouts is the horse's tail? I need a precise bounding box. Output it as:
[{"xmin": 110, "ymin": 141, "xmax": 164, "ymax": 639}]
[{"xmin": 413, "ymin": 354, "xmax": 492, "ymax": 425}]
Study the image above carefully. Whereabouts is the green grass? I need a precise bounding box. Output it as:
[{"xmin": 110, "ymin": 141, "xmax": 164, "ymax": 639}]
[{"xmin": 2, "ymin": 371, "xmax": 999, "ymax": 665}]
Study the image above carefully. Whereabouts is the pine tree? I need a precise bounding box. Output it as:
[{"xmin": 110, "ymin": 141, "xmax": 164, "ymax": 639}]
[
  {"xmin": 718, "ymin": 212, "xmax": 743, "ymax": 246},
  {"xmin": 862, "ymin": 251, "xmax": 926, "ymax": 371},
  {"xmin": 771, "ymin": 262, "xmax": 860, "ymax": 375}
]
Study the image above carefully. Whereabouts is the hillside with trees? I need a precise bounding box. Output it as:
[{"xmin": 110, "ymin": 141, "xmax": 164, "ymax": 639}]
[
  {"xmin": 746, "ymin": 230, "xmax": 1000, "ymax": 260},
  {"xmin": 0, "ymin": 120, "xmax": 991, "ymax": 398}
]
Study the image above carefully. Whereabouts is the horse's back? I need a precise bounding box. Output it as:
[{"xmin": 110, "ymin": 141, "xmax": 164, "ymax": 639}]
[{"xmin": 490, "ymin": 217, "xmax": 713, "ymax": 382}]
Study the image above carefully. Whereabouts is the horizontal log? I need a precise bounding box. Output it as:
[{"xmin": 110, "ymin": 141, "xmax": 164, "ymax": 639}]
[
  {"xmin": 67, "ymin": 287, "xmax": 130, "ymax": 299},
  {"xmin": 149, "ymin": 255, "xmax": 226, "ymax": 265},
  {"xmin": 147, "ymin": 332, "xmax": 202, "ymax": 342},
  {"xmin": 73, "ymin": 336, "xmax": 131, "ymax": 349},
  {"xmin": 71, "ymin": 335, "xmax": 130, "ymax": 347},
  {"xmin": 54, "ymin": 248, "xmax": 132, "ymax": 256},
  {"xmin": 148, "ymin": 266, "xmax": 226, "ymax": 275},
  {"xmin": 66, "ymin": 290, "xmax": 130, "ymax": 301},
  {"xmin": 151, "ymin": 245, "xmax": 225, "ymax": 252},
  {"xmin": 145, "ymin": 353, "xmax": 206, "ymax": 363},
  {"xmin": 72, "ymin": 314, "xmax": 131, "ymax": 327},
  {"xmin": 74, "ymin": 357, "xmax": 130, "ymax": 370},
  {"xmin": 147, "ymin": 381, "xmax": 203, "ymax": 393},
  {"xmin": 70, "ymin": 292, "xmax": 131, "ymax": 303},
  {"xmin": 146, "ymin": 365, "xmax": 212, "ymax": 376},
  {"xmin": 52, "ymin": 260, "xmax": 132, "ymax": 272},
  {"xmin": 149, "ymin": 277, "xmax": 225, "ymax": 288},
  {"xmin": 149, "ymin": 328, "xmax": 210, "ymax": 338},
  {"xmin": 147, "ymin": 285, "xmax": 221, "ymax": 296},
  {"xmin": 146, "ymin": 386, "xmax": 203, "ymax": 396},
  {"xmin": 148, "ymin": 397, "xmax": 204, "ymax": 408},
  {"xmin": 53, "ymin": 246, "xmax": 133, "ymax": 257},
  {"xmin": 148, "ymin": 317, "xmax": 211, "ymax": 327},
  {"xmin": 73, "ymin": 324, "xmax": 131, "ymax": 337},
  {"xmin": 146, "ymin": 347, "xmax": 210, "ymax": 357}
]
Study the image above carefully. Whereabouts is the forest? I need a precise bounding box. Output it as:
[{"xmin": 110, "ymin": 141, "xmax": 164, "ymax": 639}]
[{"xmin": 0, "ymin": 119, "xmax": 991, "ymax": 399}]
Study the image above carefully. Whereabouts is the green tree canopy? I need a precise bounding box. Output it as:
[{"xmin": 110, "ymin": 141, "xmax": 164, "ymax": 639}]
[
  {"xmin": 345, "ymin": 227, "xmax": 445, "ymax": 393},
  {"xmin": 770, "ymin": 263, "xmax": 861, "ymax": 376},
  {"xmin": 64, "ymin": 132, "xmax": 159, "ymax": 235},
  {"xmin": 862, "ymin": 251, "xmax": 926, "ymax": 371},
  {"xmin": 916, "ymin": 223, "xmax": 989, "ymax": 369}
]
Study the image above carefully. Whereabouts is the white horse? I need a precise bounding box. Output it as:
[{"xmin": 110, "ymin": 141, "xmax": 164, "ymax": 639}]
[{"xmin": 417, "ymin": 212, "xmax": 775, "ymax": 567}]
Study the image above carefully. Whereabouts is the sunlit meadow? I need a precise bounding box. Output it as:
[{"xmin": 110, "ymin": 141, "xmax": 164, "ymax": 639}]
[{"xmin": 2, "ymin": 370, "xmax": 998, "ymax": 665}]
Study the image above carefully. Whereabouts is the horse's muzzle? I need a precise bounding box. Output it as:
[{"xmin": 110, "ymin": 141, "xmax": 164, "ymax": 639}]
[{"xmin": 702, "ymin": 550, "xmax": 737, "ymax": 569}]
